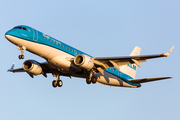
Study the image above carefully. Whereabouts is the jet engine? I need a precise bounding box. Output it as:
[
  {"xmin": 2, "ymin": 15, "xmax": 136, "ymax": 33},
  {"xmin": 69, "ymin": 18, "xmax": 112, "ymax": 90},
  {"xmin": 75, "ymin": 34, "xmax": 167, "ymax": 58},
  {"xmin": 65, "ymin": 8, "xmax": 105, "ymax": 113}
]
[
  {"xmin": 74, "ymin": 55, "xmax": 94, "ymax": 70},
  {"xmin": 23, "ymin": 60, "xmax": 42, "ymax": 75}
]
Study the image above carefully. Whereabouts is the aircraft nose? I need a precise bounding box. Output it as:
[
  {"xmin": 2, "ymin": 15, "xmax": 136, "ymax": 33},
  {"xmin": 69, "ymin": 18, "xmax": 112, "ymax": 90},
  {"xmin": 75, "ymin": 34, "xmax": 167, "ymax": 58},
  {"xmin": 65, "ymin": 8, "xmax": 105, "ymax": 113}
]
[
  {"xmin": 5, "ymin": 30, "xmax": 12, "ymax": 37},
  {"xmin": 5, "ymin": 31, "xmax": 10, "ymax": 39},
  {"xmin": 5, "ymin": 29, "xmax": 15, "ymax": 35},
  {"xmin": 5, "ymin": 30, "xmax": 17, "ymax": 39},
  {"xmin": 5, "ymin": 30, "xmax": 16, "ymax": 41}
]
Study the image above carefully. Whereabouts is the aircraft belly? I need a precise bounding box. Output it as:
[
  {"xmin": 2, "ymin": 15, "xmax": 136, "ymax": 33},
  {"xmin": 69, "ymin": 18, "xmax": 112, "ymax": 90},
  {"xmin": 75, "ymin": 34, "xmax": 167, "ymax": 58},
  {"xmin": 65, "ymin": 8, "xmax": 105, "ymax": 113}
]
[
  {"xmin": 26, "ymin": 41, "xmax": 51, "ymax": 57},
  {"xmin": 49, "ymin": 55, "xmax": 81, "ymax": 72},
  {"xmin": 93, "ymin": 71, "xmax": 136, "ymax": 87}
]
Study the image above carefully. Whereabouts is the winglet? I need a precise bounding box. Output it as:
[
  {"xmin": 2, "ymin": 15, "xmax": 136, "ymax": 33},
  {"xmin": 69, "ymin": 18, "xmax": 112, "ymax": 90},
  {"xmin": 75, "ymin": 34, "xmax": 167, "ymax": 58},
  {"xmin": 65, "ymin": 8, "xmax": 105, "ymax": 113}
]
[
  {"xmin": 163, "ymin": 46, "xmax": 174, "ymax": 57},
  {"xmin": 8, "ymin": 63, "xmax": 15, "ymax": 72}
]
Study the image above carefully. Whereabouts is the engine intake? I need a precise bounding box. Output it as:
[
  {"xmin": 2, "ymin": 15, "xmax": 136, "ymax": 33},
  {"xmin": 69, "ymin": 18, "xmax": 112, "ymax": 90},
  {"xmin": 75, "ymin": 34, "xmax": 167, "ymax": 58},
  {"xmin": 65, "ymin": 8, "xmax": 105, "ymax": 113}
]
[
  {"xmin": 23, "ymin": 60, "xmax": 42, "ymax": 75},
  {"xmin": 74, "ymin": 55, "xmax": 94, "ymax": 70}
]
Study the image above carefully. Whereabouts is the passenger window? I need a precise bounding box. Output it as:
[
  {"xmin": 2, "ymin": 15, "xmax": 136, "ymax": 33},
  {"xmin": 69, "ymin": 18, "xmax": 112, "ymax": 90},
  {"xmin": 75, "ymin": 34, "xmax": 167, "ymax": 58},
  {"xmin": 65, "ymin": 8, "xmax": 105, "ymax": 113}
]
[
  {"xmin": 68, "ymin": 48, "xmax": 70, "ymax": 50},
  {"xmin": 59, "ymin": 43, "xmax": 61, "ymax": 46},
  {"xmin": 50, "ymin": 39, "xmax": 52, "ymax": 42},
  {"xmin": 53, "ymin": 40, "xmax": 55, "ymax": 43},
  {"xmin": 78, "ymin": 52, "xmax": 80, "ymax": 55},
  {"xmin": 65, "ymin": 46, "xmax": 67, "ymax": 49},
  {"xmin": 62, "ymin": 45, "xmax": 64, "ymax": 47},
  {"xmin": 75, "ymin": 51, "xmax": 77, "ymax": 54},
  {"xmin": 56, "ymin": 42, "xmax": 58, "ymax": 45},
  {"xmin": 71, "ymin": 49, "xmax": 73, "ymax": 52}
]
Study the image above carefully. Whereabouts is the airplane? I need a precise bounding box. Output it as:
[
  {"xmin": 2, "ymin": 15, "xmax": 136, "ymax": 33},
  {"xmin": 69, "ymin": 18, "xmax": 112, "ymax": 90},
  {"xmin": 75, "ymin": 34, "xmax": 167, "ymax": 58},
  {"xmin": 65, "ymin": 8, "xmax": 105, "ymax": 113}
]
[{"xmin": 5, "ymin": 25, "xmax": 174, "ymax": 88}]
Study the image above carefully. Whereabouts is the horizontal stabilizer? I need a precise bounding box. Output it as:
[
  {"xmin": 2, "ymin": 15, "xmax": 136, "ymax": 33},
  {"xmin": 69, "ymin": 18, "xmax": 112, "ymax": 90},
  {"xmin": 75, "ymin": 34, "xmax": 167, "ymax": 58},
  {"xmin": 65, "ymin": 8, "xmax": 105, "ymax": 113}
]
[
  {"xmin": 129, "ymin": 77, "xmax": 172, "ymax": 83},
  {"xmin": 8, "ymin": 63, "xmax": 24, "ymax": 72}
]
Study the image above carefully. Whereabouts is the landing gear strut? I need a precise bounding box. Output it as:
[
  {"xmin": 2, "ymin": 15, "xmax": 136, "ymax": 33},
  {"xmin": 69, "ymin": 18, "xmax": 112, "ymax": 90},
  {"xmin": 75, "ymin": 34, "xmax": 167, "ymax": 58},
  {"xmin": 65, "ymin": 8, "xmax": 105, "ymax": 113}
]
[
  {"xmin": 52, "ymin": 74, "xmax": 63, "ymax": 88},
  {"xmin": 18, "ymin": 46, "xmax": 26, "ymax": 59},
  {"xmin": 86, "ymin": 70, "xmax": 93, "ymax": 84}
]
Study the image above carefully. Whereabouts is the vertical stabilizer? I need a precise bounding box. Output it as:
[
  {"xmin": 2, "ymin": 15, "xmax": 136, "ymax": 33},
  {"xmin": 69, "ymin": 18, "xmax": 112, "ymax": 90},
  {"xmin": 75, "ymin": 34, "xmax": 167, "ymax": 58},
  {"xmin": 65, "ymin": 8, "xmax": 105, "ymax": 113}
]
[{"xmin": 120, "ymin": 46, "xmax": 141, "ymax": 79}]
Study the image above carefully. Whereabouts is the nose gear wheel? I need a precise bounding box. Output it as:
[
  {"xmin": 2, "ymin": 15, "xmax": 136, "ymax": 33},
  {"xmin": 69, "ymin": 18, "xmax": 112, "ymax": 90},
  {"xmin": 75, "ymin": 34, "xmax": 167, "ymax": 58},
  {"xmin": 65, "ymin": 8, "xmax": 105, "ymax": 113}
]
[
  {"xmin": 18, "ymin": 55, "xmax": 24, "ymax": 59},
  {"xmin": 17, "ymin": 46, "xmax": 26, "ymax": 59}
]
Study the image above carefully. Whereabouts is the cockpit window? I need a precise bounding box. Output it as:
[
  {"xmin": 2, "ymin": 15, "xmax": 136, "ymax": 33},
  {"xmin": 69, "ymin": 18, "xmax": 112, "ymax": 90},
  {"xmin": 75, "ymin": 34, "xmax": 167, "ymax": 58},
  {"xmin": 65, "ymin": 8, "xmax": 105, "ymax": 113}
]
[
  {"xmin": 13, "ymin": 26, "xmax": 27, "ymax": 31},
  {"xmin": 22, "ymin": 27, "xmax": 27, "ymax": 31},
  {"xmin": 14, "ymin": 26, "xmax": 22, "ymax": 29}
]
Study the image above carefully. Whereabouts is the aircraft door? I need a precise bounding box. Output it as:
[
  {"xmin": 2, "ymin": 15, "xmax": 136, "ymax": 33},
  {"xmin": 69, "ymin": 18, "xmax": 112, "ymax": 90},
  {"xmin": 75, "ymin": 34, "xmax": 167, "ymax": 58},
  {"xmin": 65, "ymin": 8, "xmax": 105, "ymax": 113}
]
[{"xmin": 32, "ymin": 29, "xmax": 38, "ymax": 42}]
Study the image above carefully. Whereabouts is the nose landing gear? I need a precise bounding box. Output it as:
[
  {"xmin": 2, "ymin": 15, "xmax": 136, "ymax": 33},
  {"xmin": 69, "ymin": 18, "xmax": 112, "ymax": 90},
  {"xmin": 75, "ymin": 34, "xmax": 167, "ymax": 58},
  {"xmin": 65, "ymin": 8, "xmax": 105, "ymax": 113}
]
[
  {"xmin": 18, "ymin": 55, "xmax": 24, "ymax": 59},
  {"xmin": 18, "ymin": 46, "xmax": 26, "ymax": 59}
]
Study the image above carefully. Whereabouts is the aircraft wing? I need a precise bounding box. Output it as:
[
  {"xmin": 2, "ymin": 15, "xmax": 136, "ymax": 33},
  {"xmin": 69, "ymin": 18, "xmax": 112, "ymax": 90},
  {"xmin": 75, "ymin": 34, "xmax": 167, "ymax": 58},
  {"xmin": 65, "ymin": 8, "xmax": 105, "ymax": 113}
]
[
  {"xmin": 7, "ymin": 62, "xmax": 72, "ymax": 78},
  {"xmin": 8, "ymin": 63, "xmax": 25, "ymax": 72},
  {"xmin": 7, "ymin": 62, "xmax": 50, "ymax": 73},
  {"xmin": 129, "ymin": 77, "xmax": 172, "ymax": 83},
  {"xmin": 93, "ymin": 46, "xmax": 174, "ymax": 71}
]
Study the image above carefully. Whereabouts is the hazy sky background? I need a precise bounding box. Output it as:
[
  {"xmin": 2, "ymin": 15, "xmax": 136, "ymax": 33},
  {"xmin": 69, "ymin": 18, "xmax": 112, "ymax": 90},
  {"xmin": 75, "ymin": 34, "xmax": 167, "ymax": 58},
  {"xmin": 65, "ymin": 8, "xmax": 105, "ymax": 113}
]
[{"xmin": 0, "ymin": 0, "xmax": 179, "ymax": 120}]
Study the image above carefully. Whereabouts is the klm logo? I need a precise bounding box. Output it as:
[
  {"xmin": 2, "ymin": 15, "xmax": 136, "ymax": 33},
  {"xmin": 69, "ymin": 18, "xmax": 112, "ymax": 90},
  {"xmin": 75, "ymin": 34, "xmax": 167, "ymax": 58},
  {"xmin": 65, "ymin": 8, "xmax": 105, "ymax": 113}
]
[{"xmin": 127, "ymin": 64, "xmax": 137, "ymax": 71}]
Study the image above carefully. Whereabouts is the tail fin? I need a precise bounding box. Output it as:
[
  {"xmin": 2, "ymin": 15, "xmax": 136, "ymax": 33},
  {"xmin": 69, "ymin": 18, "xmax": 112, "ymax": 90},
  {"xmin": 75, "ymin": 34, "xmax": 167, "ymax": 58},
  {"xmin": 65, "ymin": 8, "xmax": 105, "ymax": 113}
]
[{"xmin": 119, "ymin": 46, "xmax": 141, "ymax": 79}]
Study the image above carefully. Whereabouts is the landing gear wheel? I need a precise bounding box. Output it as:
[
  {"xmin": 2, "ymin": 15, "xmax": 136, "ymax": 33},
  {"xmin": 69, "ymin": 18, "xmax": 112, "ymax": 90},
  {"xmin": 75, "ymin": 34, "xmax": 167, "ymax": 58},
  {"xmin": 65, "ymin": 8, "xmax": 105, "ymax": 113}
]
[
  {"xmin": 91, "ymin": 77, "xmax": 97, "ymax": 84},
  {"xmin": 86, "ymin": 78, "xmax": 91, "ymax": 84},
  {"xmin": 21, "ymin": 55, "xmax": 24, "ymax": 59},
  {"xmin": 57, "ymin": 80, "xmax": 63, "ymax": 87},
  {"xmin": 52, "ymin": 80, "xmax": 57, "ymax": 88},
  {"xmin": 18, "ymin": 55, "xmax": 24, "ymax": 59},
  {"xmin": 18, "ymin": 55, "xmax": 21, "ymax": 59}
]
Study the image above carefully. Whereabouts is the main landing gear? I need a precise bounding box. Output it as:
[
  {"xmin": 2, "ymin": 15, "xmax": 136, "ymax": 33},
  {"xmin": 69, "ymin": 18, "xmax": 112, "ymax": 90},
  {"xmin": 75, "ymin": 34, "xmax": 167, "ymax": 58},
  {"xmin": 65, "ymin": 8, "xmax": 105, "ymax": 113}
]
[
  {"xmin": 86, "ymin": 70, "xmax": 96, "ymax": 84},
  {"xmin": 18, "ymin": 46, "xmax": 26, "ymax": 59},
  {"xmin": 52, "ymin": 74, "xmax": 63, "ymax": 88}
]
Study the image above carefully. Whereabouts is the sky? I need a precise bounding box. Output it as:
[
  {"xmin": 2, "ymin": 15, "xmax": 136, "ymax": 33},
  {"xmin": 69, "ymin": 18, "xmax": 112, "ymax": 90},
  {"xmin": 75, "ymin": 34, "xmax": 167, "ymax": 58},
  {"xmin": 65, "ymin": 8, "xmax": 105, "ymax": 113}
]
[{"xmin": 0, "ymin": 0, "xmax": 179, "ymax": 120}]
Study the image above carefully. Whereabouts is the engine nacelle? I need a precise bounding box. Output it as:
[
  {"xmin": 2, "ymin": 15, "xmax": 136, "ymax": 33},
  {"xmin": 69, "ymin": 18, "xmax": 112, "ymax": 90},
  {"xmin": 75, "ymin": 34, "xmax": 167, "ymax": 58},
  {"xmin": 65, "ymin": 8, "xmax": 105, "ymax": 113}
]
[
  {"xmin": 74, "ymin": 55, "xmax": 94, "ymax": 70},
  {"xmin": 23, "ymin": 60, "xmax": 42, "ymax": 75}
]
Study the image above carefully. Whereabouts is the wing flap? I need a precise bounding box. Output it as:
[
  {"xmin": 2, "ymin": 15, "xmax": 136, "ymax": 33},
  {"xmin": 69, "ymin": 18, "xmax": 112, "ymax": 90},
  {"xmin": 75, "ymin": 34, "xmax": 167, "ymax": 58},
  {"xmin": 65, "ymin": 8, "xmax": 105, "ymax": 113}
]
[{"xmin": 129, "ymin": 77, "xmax": 172, "ymax": 83}]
